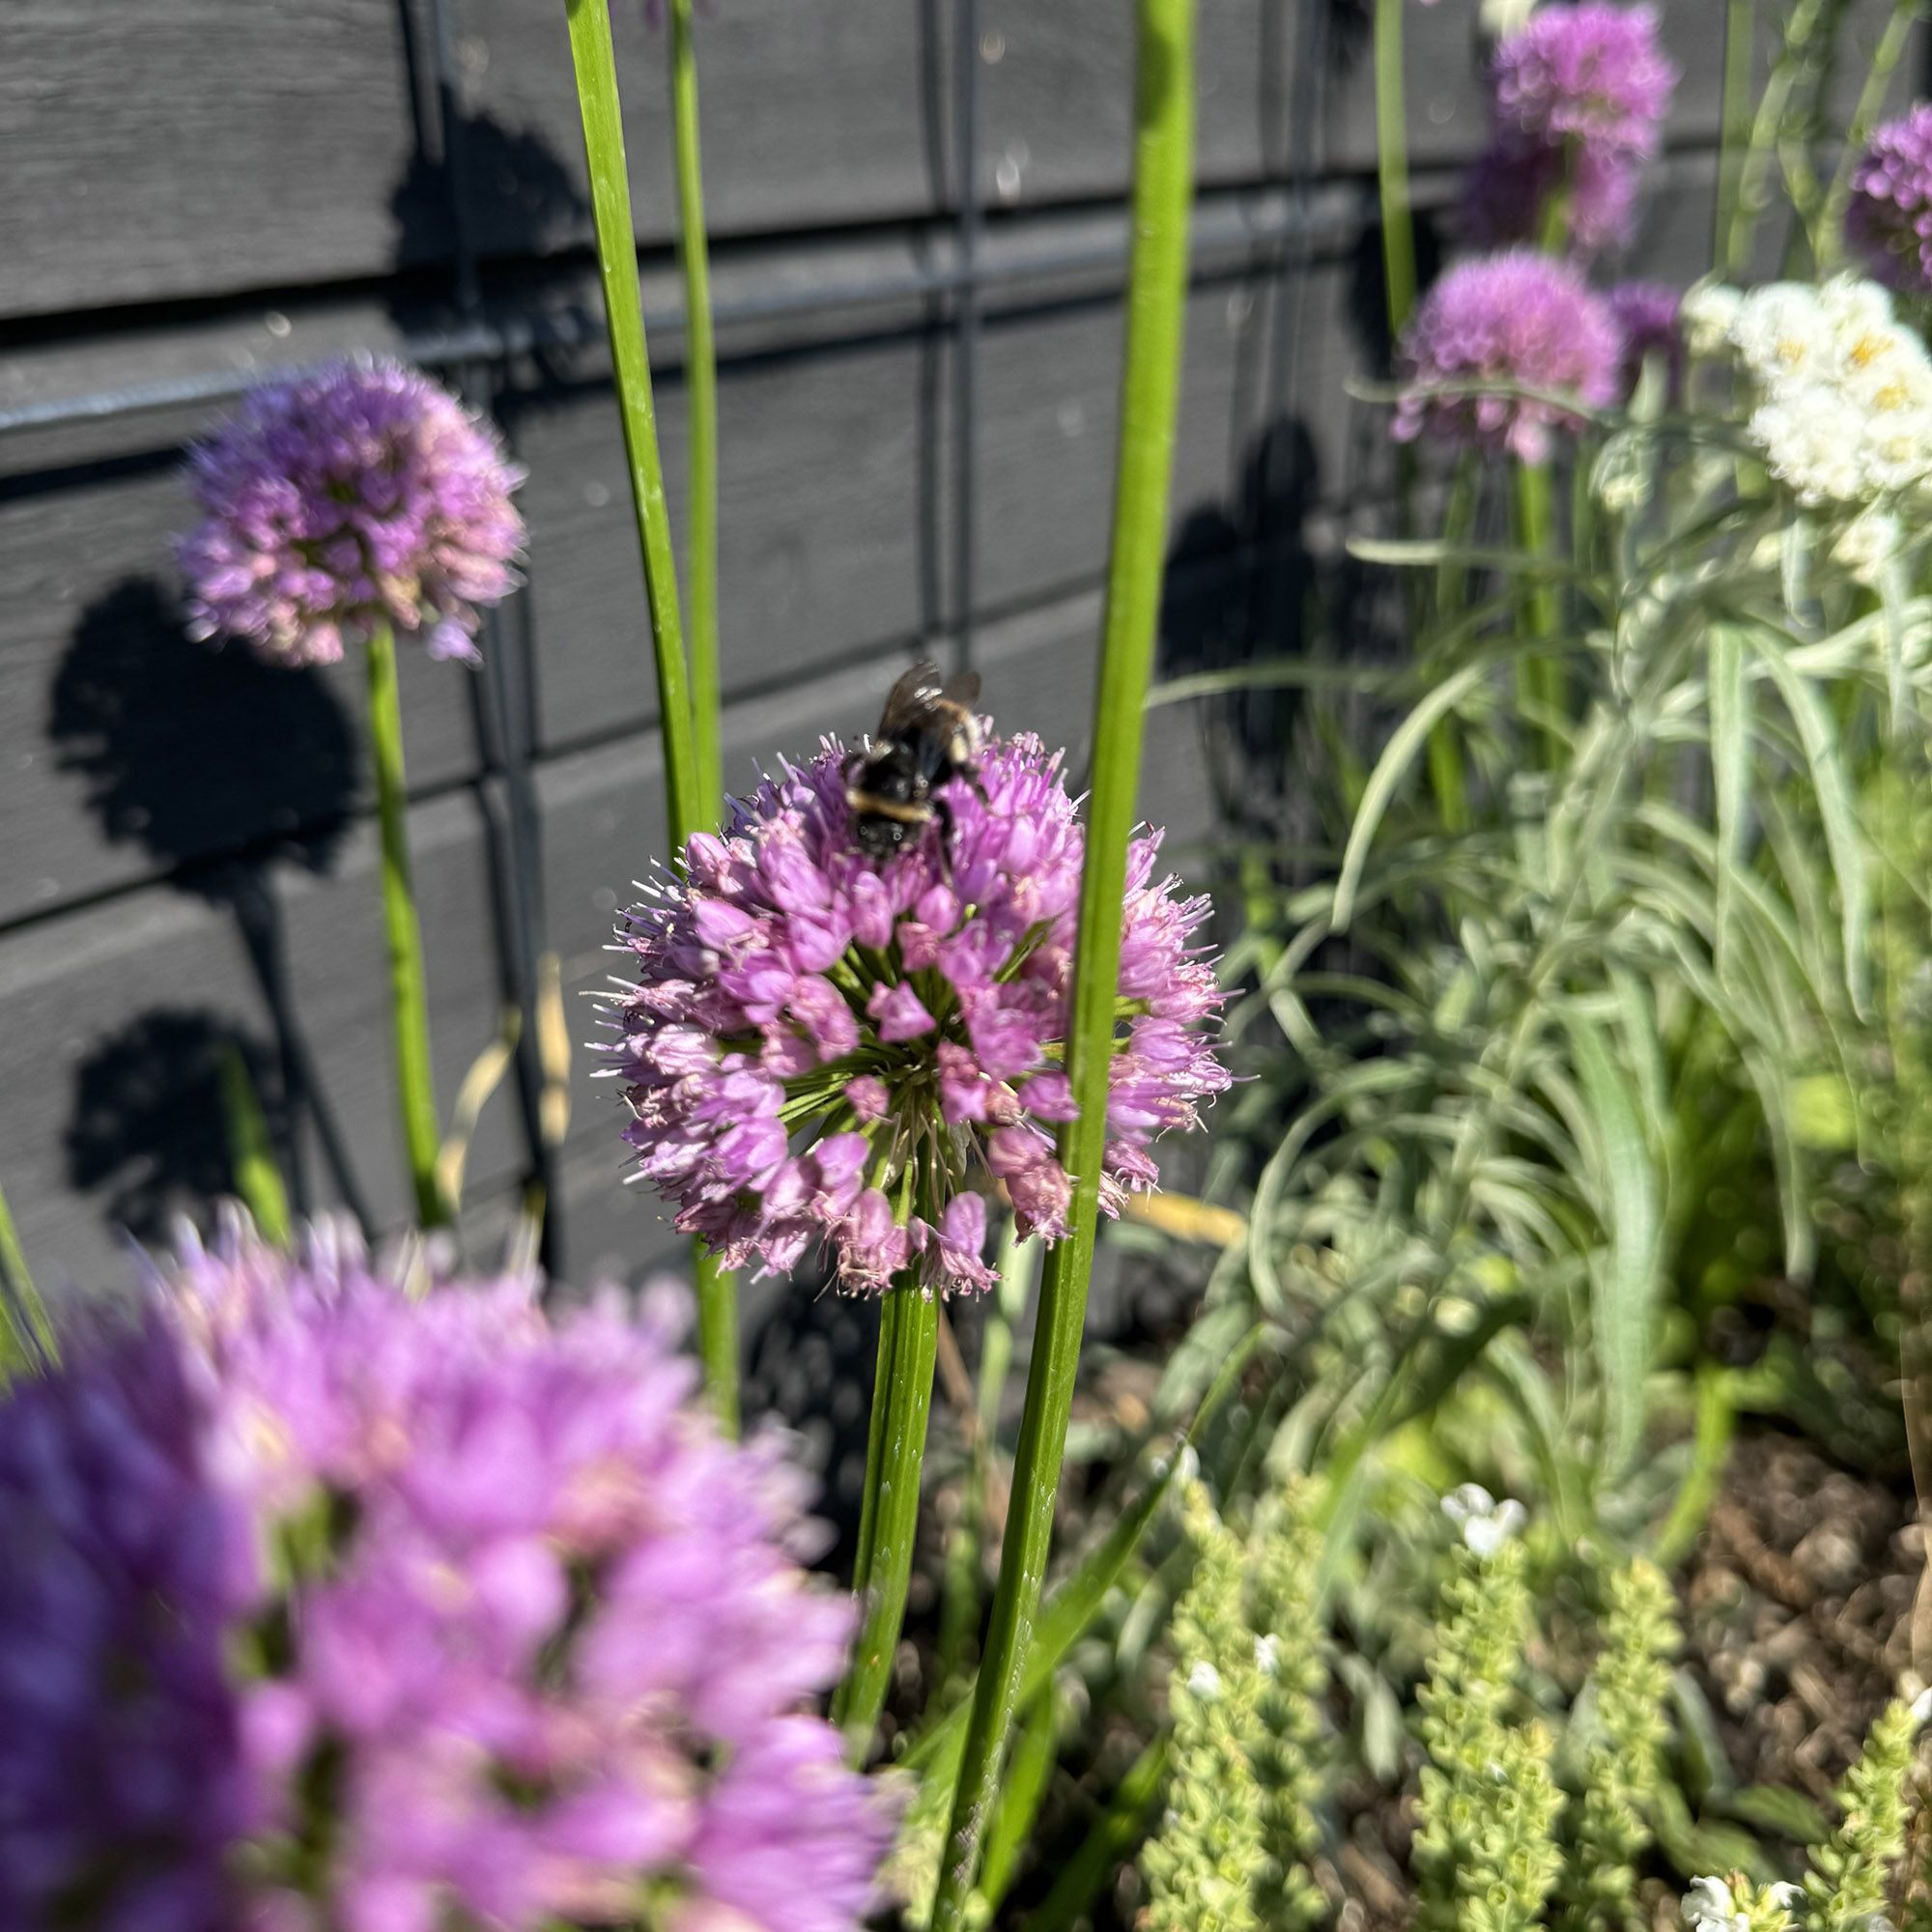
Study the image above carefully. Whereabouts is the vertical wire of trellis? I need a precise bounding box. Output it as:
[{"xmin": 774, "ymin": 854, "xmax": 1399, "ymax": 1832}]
[
  {"xmin": 952, "ymin": 0, "xmax": 981, "ymax": 680},
  {"xmin": 424, "ymin": 0, "xmax": 566, "ymax": 1272}
]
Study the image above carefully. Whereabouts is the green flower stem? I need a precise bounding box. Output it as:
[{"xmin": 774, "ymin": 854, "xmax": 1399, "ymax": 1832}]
[
  {"xmin": 365, "ymin": 622, "xmax": 449, "ymax": 1230},
  {"xmin": 1510, "ymin": 461, "xmax": 1564, "ymax": 768},
  {"xmin": 929, "ymin": 0, "xmax": 1195, "ymax": 1920},
  {"xmin": 1725, "ymin": 0, "xmax": 1830, "ymax": 278},
  {"xmin": 695, "ymin": 1247, "xmax": 738, "ymax": 1435},
  {"xmin": 217, "ymin": 1042, "xmax": 292, "ymax": 1246},
  {"xmin": 668, "ymin": 0, "xmax": 722, "ymax": 817},
  {"xmin": 567, "ymin": 0, "xmax": 736, "ymax": 1423},
  {"xmin": 0, "ymin": 1179, "xmax": 53, "ymax": 1378},
  {"xmin": 564, "ymin": 0, "xmax": 700, "ymax": 850},
  {"xmin": 1714, "ymin": 0, "xmax": 1756, "ymax": 263},
  {"xmin": 1427, "ymin": 459, "xmax": 1480, "ymax": 834},
  {"xmin": 1373, "ymin": 0, "xmax": 1415, "ymax": 341},
  {"xmin": 834, "ymin": 1278, "xmax": 941, "ymax": 1758},
  {"xmin": 1818, "ymin": 0, "xmax": 1922, "ymax": 270}
]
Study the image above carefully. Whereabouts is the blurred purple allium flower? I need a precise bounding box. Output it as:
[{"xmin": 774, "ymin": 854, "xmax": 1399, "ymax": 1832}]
[
  {"xmin": 1463, "ymin": 4, "xmax": 1675, "ymax": 256},
  {"xmin": 1393, "ymin": 251, "xmax": 1622, "ymax": 462},
  {"xmin": 180, "ymin": 356, "xmax": 526, "ymax": 669},
  {"xmin": 611, "ymin": 728, "xmax": 1230, "ymax": 1295},
  {"xmin": 1490, "ymin": 4, "xmax": 1675, "ymax": 159},
  {"xmin": 0, "ymin": 1308, "xmax": 251, "ymax": 1931},
  {"xmin": 1609, "ymin": 278, "xmax": 1685, "ymax": 400},
  {"xmin": 1848, "ymin": 103, "xmax": 1932, "ymax": 293},
  {"xmin": 0, "ymin": 1220, "xmax": 893, "ymax": 1932}
]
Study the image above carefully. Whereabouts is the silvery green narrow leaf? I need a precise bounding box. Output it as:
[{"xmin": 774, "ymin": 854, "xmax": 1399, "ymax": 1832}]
[
  {"xmin": 1740, "ymin": 1043, "xmax": 1815, "ymax": 1279},
  {"xmin": 1746, "ymin": 627, "xmax": 1870, "ymax": 1016},
  {"xmin": 1332, "ymin": 659, "xmax": 1490, "ymax": 931},
  {"xmin": 1880, "ymin": 549, "xmax": 1913, "ymax": 725},
  {"xmin": 1780, "ymin": 511, "xmax": 1812, "ymax": 622},
  {"xmin": 1708, "ymin": 622, "xmax": 1751, "ymax": 973},
  {"xmin": 1564, "ymin": 1012, "xmax": 1662, "ymax": 1477}
]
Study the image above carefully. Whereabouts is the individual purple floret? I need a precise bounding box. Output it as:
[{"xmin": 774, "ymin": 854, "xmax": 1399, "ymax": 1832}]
[
  {"xmin": 1392, "ymin": 251, "xmax": 1622, "ymax": 463},
  {"xmin": 1848, "ymin": 103, "xmax": 1932, "ymax": 294},
  {"xmin": 179, "ymin": 356, "xmax": 525, "ymax": 669},
  {"xmin": 0, "ymin": 1220, "xmax": 895, "ymax": 1932},
  {"xmin": 1608, "ymin": 279, "xmax": 1685, "ymax": 401},
  {"xmin": 1490, "ymin": 4, "xmax": 1676, "ymax": 160},
  {"xmin": 610, "ymin": 725, "xmax": 1230, "ymax": 1295}
]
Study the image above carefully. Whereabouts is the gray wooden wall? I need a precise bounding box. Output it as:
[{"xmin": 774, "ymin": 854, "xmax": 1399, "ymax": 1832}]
[{"xmin": 2, "ymin": 1, "xmax": 1918, "ymax": 1311}]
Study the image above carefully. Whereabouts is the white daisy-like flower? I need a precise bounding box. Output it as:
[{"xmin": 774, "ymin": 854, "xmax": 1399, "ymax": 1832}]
[
  {"xmin": 1750, "ymin": 386, "xmax": 1870, "ymax": 504},
  {"xmin": 1682, "ymin": 281, "xmax": 1745, "ymax": 359},
  {"xmin": 1732, "ymin": 282, "xmax": 1835, "ymax": 390},
  {"xmin": 1833, "ymin": 505, "xmax": 1905, "ymax": 584}
]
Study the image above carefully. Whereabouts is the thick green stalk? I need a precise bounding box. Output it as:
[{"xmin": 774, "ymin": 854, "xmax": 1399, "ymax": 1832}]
[
  {"xmin": 696, "ymin": 1247, "xmax": 738, "ymax": 1435},
  {"xmin": 1510, "ymin": 462, "xmax": 1564, "ymax": 768},
  {"xmin": 1714, "ymin": 0, "xmax": 1756, "ymax": 265},
  {"xmin": 365, "ymin": 623, "xmax": 448, "ymax": 1229},
  {"xmin": 568, "ymin": 0, "xmax": 735, "ymax": 1420},
  {"xmin": 1726, "ymin": 0, "xmax": 1831, "ymax": 277},
  {"xmin": 1819, "ymin": 0, "xmax": 1923, "ymax": 270},
  {"xmin": 929, "ymin": 0, "xmax": 1195, "ymax": 1919},
  {"xmin": 564, "ymin": 0, "xmax": 701, "ymax": 849},
  {"xmin": 0, "ymin": 1180, "xmax": 53, "ymax": 1378},
  {"xmin": 668, "ymin": 0, "xmax": 722, "ymax": 816},
  {"xmin": 834, "ymin": 1279, "xmax": 941, "ymax": 1757},
  {"xmin": 1373, "ymin": 0, "xmax": 1415, "ymax": 341}
]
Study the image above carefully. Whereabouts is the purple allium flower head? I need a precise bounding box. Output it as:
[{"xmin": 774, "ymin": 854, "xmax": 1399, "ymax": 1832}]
[
  {"xmin": 1490, "ymin": 4, "xmax": 1676, "ymax": 160},
  {"xmin": 611, "ymin": 726, "xmax": 1230, "ymax": 1295},
  {"xmin": 1848, "ymin": 103, "xmax": 1932, "ymax": 294},
  {"xmin": 0, "ymin": 1219, "xmax": 894, "ymax": 1932},
  {"xmin": 179, "ymin": 356, "xmax": 526, "ymax": 669},
  {"xmin": 1608, "ymin": 279, "xmax": 1685, "ymax": 401},
  {"xmin": 1393, "ymin": 251, "xmax": 1622, "ymax": 463},
  {"xmin": 0, "ymin": 1308, "xmax": 252, "ymax": 1931}
]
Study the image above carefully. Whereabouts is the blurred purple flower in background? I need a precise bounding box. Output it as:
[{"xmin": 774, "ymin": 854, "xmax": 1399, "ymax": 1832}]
[
  {"xmin": 611, "ymin": 729, "xmax": 1229, "ymax": 1295},
  {"xmin": 1463, "ymin": 3, "xmax": 1676, "ymax": 256},
  {"xmin": 1608, "ymin": 278, "xmax": 1685, "ymax": 401},
  {"xmin": 1848, "ymin": 102, "xmax": 1932, "ymax": 294},
  {"xmin": 1489, "ymin": 4, "xmax": 1675, "ymax": 157},
  {"xmin": 0, "ymin": 1219, "xmax": 892, "ymax": 1932},
  {"xmin": 1393, "ymin": 251, "xmax": 1622, "ymax": 462},
  {"xmin": 179, "ymin": 357, "xmax": 525, "ymax": 669}
]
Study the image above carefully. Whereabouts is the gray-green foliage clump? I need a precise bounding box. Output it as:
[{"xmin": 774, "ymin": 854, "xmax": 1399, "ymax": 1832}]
[
  {"xmin": 1413, "ymin": 1487, "xmax": 1565, "ymax": 1932},
  {"xmin": 1141, "ymin": 1476, "xmax": 1268, "ymax": 1932},
  {"xmin": 1250, "ymin": 1476, "xmax": 1332, "ymax": 1930},
  {"xmin": 1561, "ymin": 1556, "xmax": 1680, "ymax": 1932}
]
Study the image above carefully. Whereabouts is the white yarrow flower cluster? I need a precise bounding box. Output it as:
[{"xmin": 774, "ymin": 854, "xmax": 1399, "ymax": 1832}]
[{"xmin": 1697, "ymin": 276, "xmax": 1932, "ymax": 544}]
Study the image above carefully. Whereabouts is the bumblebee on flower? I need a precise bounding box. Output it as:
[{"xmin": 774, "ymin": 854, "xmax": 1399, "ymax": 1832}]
[{"xmin": 608, "ymin": 688, "xmax": 1230, "ymax": 1296}]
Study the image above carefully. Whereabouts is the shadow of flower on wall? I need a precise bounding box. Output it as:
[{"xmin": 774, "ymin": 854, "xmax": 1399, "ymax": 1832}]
[
  {"xmin": 48, "ymin": 576, "xmax": 372, "ymax": 1236},
  {"xmin": 64, "ymin": 1009, "xmax": 289, "ymax": 1247}
]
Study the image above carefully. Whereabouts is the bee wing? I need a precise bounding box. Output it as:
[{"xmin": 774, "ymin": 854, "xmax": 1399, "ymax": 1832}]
[
  {"xmin": 941, "ymin": 669, "xmax": 982, "ymax": 708},
  {"xmin": 877, "ymin": 659, "xmax": 947, "ymax": 733}
]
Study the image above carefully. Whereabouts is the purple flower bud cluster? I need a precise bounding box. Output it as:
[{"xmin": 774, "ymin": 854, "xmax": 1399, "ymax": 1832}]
[
  {"xmin": 0, "ymin": 1221, "xmax": 893, "ymax": 1932},
  {"xmin": 1848, "ymin": 103, "xmax": 1932, "ymax": 295},
  {"xmin": 1394, "ymin": 251, "xmax": 1622, "ymax": 463},
  {"xmin": 179, "ymin": 357, "xmax": 525, "ymax": 669},
  {"xmin": 611, "ymin": 728, "xmax": 1229, "ymax": 1295},
  {"xmin": 1463, "ymin": 4, "xmax": 1677, "ymax": 257}
]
